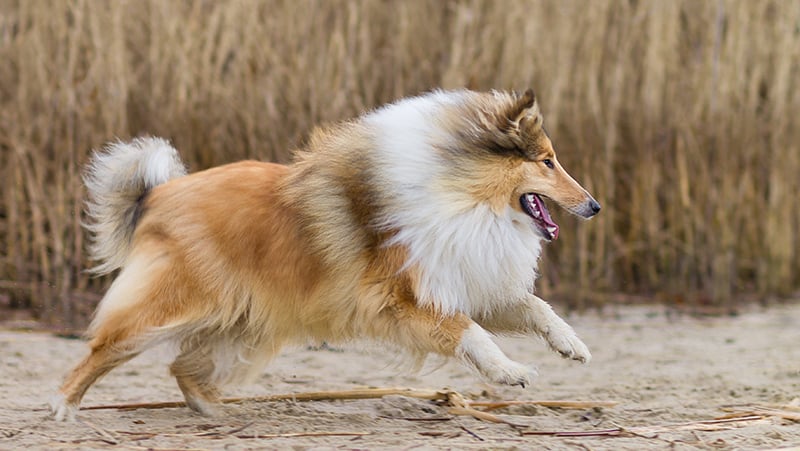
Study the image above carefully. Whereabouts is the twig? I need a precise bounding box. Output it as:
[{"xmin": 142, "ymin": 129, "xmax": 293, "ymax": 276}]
[
  {"xmin": 225, "ymin": 421, "xmax": 255, "ymax": 435},
  {"xmin": 630, "ymin": 415, "xmax": 766, "ymax": 433},
  {"xmin": 233, "ymin": 431, "xmax": 371, "ymax": 439},
  {"xmin": 194, "ymin": 422, "xmax": 255, "ymax": 437},
  {"xmin": 419, "ymin": 431, "xmax": 460, "ymax": 438},
  {"xmin": 614, "ymin": 423, "xmax": 659, "ymax": 439},
  {"xmin": 720, "ymin": 406, "xmax": 800, "ymax": 422},
  {"xmin": 0, "ymin": 427, "xmax": 24, "ymax": 438},
  {"xmin": 459, "ymin": 425, "xmax": 484, "ymax": 441},
  {"xmin": 82, "ymin": 387, "xmax": 453, "ymax": 411},
  {"xmin": 523, "ymin": 428, "xmax": 622, "ymax": 437},
  {"xmin": 235, "ymin": 387, "xmax": 452, "ymax": 404},
  {"xmin": 523, "ymin": 414, "xmax": 767, "ymax": 437},
  {"xmin": 470, "ymin": 399, "xmax": 618, "ymax": 411},
  {"xmin": 752, "ymin": 407, "xmax": 800, "ymax": 421},
  {"xmin": 78, "ymin": 418, "xmax": 120, "ymax": 445},
  {"xmin": 123, "ymin": 447, "xmax": 210, "ymax": 451},
  {"xmin": 84, "ymin": 400, "xmax": 189, "ymax": 411},
  {"xmin": 448, "ymin": 407, "xmax": 527, "ymax": 428},
  {"xmin": 380, "ymin": 416, "xmax": 452, "ymax": 421}
]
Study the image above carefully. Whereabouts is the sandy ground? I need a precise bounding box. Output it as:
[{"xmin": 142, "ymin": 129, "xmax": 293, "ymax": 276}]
[{"xmin": 1, "ymin": 304, "xmax": 799, "ymax": 450}]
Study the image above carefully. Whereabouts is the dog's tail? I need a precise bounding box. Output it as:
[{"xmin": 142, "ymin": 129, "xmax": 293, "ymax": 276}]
[{"xmin": 84, "ymin": 137, "xmax": 187, "ymax": 275}]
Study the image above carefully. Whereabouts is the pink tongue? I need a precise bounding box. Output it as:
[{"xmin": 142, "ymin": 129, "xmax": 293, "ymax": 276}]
[{"xmin": 532, "ymin": 194, "xmax": 559, "ymax": 240}]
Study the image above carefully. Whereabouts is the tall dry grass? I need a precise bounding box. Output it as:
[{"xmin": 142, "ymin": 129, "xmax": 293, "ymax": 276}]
[{"xmin": 1, "ymin": 0, "xmax": 799, "ymax": 326}]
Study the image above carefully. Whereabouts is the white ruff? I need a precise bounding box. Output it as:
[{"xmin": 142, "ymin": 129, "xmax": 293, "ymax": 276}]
[{"xmin": 365, "ymin": 91, "xmax": 544, "ymax": 316}]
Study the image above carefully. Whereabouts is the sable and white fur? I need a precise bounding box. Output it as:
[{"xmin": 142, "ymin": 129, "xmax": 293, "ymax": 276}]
[{"xmin": 51, "ymin": 89, "xmax": 600, "ymax": 421}]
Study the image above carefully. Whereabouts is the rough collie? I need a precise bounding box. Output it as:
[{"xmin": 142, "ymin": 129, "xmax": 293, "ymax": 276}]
[{"xmin": 51, "ymin": 89, "xmax": 600, "ymax": 420}]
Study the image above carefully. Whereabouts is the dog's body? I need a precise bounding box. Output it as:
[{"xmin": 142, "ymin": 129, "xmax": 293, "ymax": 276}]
[{"xmin": 51, "ymin": 89, "xmax": 600, "ymax": 420}]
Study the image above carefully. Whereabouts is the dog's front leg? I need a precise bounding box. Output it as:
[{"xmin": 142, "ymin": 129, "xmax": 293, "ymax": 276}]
[
  {"xmin": 373, "ymin": 302, "xmax": 536, "ymax": 387},
  {"xmin": 475, "ymin": 295, "xmax": 591, "ymax": 363},
  {"xmin": 456, "ymin": 322, "xmax": 538, "ymax": 387}
]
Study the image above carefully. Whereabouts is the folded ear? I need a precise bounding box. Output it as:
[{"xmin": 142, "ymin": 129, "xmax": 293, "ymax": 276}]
[
  {"xmin": 505, "ymin": 89, "xmax": 537, "ymax": 124},
  {"xmin": 514, "ymin": 89, "xmax": 543, "ymax": 135},
  {"xmin": 477, "ymin": 89, "xmax": 545, "ymax": 156}
]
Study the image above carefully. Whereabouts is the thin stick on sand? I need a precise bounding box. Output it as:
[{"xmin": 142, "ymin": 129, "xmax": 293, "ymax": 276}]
[
  {"xmin": 720, "ymin": 405, "xmax": 800, "ymax": 422},
  {"xmin": 231, "ymin": 431, "xmax": 372, "ymax": 439},
  {"xmin": 522, "ymin": 414, "xmax": 767, "ymax": 437},
  {"xmin": 82, "ymin": 387, "xmax": 454, "ymax": 411},
  {"xmin": 469, "ymin": 399, "xmax": 619, "ymax": 411},
  {"xmin": 78, "ymin": 418, "xmax": 120, "ymax": 445}
]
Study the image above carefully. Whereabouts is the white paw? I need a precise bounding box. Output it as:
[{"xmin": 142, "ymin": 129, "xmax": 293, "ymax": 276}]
[
  {"xmin": 544, "ymin": 321, "xmax": 592, "ymax": 363},
  {"xmin": 457, "ymin": 324, "xmax": 537, "ymax": 388},
  {"xmin": 49, "ymin": 393, "xmax": 78, "ymax": 422},
  {"xmin": 185, "ymin": 397, "xmax": 220, "ymax": 417},
  {"xmin": 480, "ymin": 357, "xmax": 538, "ymax": 388}
]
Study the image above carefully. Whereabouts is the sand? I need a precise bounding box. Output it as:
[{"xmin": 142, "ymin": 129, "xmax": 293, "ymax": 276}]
[{"xmin": 1, "ymin": 304, "xmax": 799, "ymax": 450}]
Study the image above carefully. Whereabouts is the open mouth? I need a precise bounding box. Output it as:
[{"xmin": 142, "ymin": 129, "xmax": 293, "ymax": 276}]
[{"xmin": 520, "ymin": 193, "xmax": 559, "ymax": 241}]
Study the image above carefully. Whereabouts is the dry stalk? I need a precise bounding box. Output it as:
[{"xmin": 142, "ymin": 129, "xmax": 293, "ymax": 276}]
[
  {"xmin": 448, "ymin": 407, "xmax": 527, "ymax": 428},
  {"xmin": 4, "ymin": 1, "xmax": 800, "ymax": 322},
  {"xmin": 231, "ymin": 431, "xmax": 371, "ymax": 439},
  {"xmin": 77, "ymin": 418, "xmax": 120, "ymax": 445},
  {"xmin": 470, "ymin": 399, "xmax": 618, "ymax": 411},
  {"xmin": 720, "ymin": 405, "xmax": 800, "ymax": 422},
  {"xmin": 523, "ymin": 414, "xmax": 767, "ymax": 437},
  {"xmin": 82, "ymin": 387, "xmax": 455, "ymax": 411}
]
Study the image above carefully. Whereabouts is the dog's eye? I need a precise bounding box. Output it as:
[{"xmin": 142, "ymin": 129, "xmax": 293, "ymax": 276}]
[{"xmin": 542, "ymin": 159, "xmax": 554, "ymax": 169}]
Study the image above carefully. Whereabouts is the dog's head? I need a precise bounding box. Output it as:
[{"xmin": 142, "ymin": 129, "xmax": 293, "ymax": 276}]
[{"xmin": 455, "ymin": 89, "xmax": 601, "ymax": 241}]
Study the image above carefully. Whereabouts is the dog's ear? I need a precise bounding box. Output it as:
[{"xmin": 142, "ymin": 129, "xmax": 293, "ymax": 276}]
[
  {"xmin": 496, "ymin": 89, "xmax": 539, "ymax": 137},
  {"xmin": 478, "ymin": 89, "xmax": 544, "ymax": 157},
  {"xmin": 507, "ymin": 89, "xmax": 537, "ymax": 124},
  {"xmin": 514, "ymin": 89, "xmax": 543, "ymax": 137}
]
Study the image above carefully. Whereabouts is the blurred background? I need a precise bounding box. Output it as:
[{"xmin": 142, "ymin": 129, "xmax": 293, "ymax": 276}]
[{"xmin": 1, "ymin": 0, "xmax": 799, "ymax": 327}]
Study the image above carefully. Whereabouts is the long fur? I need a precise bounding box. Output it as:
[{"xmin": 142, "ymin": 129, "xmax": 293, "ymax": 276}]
[
  {"xmin": 364, "ymin": 91, "xmax": 542, "ymax": 316},
  {"xmin": 52, "ymin": 89, "xmax": 600, "ymax": 421},
  {"xmin": 83, "ymin": 137, "xmax": 186, "ymax": 274}
]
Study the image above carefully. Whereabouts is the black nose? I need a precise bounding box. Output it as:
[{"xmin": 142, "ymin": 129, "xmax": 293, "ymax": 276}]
[{"xmin": 589, "ymin": 199, "xmax": 601, "ymax": 215}]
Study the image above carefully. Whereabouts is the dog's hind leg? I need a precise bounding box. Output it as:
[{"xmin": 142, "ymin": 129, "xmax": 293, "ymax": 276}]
[
  {"xmin": 474, "ymin": 294, "xmax": 591, "ymax": 363},
  {"xmin": 372, "ymin": 301, "xmax": 536, "ymax": 387},
  {"xmin": 51, "ymin": 249, "xmax": 194, "ymax": 421},
  {"xmin": 169, "ymin": 339, "xmax": 222, "ymax": 416},
  {"xmin": 50, "ymin": 338, "xmax": 141, "ymax": 421},
  {"xmin": 51, "ymin": 275, "xmax": 150, "ymax": 421}
]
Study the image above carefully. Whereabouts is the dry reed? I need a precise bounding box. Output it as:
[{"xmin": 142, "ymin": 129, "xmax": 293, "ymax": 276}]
[{"xmin": 1, "ymin": 0, "xmax": 799, "ymax": 326}]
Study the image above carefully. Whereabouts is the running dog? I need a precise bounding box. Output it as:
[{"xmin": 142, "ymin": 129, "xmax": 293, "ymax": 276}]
[{"xmin": 51, "ymin": 89, "xmax": 600, "ymax": 420}]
